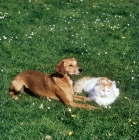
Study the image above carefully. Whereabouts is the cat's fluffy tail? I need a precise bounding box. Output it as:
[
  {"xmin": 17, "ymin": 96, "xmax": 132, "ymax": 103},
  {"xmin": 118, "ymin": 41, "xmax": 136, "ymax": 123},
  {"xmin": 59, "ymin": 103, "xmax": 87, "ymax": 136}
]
[{"xmin": 73, "ymin": 77, "xmax": 93, "ymax": 94}]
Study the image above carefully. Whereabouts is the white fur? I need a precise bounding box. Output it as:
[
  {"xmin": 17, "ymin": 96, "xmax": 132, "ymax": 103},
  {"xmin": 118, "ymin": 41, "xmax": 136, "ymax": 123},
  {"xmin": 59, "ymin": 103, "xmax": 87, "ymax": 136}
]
[{"xmin": 74, "ymin": 77, "xmax": 120, "ymax": 108}]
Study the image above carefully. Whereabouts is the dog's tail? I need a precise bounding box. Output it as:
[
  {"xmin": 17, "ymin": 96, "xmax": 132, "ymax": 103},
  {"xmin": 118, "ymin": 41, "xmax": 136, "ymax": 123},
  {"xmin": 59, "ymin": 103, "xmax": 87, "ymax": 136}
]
[{"xmin": 73, "ymin": 77, "xmax": 93, "ymax": 94}]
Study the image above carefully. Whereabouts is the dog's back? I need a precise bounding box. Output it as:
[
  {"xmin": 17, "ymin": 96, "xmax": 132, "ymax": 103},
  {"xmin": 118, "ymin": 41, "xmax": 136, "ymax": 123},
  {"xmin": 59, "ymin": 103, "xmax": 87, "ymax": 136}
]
[{"xmin": 9, "ymin": 70, "xmax": 55, "ymax": 99}]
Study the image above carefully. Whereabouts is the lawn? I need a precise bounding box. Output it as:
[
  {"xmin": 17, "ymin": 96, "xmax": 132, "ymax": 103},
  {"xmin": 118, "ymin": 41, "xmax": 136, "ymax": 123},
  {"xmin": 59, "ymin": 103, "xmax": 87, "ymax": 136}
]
[{"xmin": 0, "ymin": 0, "xmax": 139, "ymax": 139}]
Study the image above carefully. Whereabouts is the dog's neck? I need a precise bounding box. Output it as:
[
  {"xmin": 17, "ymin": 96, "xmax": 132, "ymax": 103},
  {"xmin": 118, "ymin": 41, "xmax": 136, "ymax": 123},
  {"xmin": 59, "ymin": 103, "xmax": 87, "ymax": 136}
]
[{"xmin": 51, "ymin": 73, "xmax": 64, "ymax": 78}]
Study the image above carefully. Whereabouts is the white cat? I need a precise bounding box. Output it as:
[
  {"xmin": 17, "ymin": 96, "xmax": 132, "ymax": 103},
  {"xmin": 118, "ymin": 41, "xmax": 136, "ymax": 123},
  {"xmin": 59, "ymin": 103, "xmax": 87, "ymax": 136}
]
[{"xmin": 74, "ymin": 77, "xmax": 120, "ymax": 108}]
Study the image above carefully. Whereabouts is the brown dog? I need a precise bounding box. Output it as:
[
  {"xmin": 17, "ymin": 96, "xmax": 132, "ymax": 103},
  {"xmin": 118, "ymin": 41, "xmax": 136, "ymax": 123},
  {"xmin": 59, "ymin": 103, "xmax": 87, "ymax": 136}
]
[{"xmin": 9, "ymin": 58, "xmax": 95, "ymax": 110}]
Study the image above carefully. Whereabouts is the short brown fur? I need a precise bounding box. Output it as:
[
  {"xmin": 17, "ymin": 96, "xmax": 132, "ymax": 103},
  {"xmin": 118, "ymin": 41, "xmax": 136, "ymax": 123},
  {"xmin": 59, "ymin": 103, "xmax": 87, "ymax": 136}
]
[{"xmin": 9, "ymin": 58, "xmax": 96, "ymax": 110}]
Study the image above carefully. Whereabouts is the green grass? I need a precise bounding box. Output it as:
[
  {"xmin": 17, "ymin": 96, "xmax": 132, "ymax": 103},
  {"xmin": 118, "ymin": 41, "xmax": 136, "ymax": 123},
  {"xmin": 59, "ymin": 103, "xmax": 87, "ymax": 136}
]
[{"xmin": 0, "ymin": 0, "xmax": 139, "ymax": 139}]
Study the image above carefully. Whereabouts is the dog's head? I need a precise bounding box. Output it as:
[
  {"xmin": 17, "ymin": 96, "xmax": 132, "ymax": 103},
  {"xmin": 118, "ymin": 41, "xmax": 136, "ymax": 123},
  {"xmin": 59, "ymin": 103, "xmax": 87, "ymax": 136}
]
[{"xmin": 56, "ymin": 58, "xmax": 82, "ymax": 76}]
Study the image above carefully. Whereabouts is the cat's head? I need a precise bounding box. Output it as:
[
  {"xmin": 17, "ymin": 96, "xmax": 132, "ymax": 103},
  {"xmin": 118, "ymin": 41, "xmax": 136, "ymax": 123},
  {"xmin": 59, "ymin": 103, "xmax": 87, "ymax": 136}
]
[{"xmin": 96, "ymin": 77, "xmax": 113, "ymax": 97}]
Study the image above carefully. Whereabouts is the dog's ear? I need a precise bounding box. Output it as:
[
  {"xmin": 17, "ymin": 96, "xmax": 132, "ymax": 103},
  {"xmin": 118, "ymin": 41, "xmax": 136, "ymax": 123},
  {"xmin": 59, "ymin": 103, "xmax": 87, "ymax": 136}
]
[{"xmin": 56, "ymin": 61, "xmax": 65, "ymax": 75}]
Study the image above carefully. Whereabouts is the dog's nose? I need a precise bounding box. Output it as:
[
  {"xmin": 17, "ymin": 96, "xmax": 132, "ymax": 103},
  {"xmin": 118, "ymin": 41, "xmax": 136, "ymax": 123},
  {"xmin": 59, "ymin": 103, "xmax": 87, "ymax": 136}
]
[{"xmin": 79, "ymin": 68, "xmax": 83, "ymax": 73}]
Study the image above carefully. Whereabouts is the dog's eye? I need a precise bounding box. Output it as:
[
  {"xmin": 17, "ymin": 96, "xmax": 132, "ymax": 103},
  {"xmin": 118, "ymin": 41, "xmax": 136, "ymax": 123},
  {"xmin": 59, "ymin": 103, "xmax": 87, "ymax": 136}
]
[{"xmin": 69, "ymin": 64, "xmax": 73, "ymax": 67}]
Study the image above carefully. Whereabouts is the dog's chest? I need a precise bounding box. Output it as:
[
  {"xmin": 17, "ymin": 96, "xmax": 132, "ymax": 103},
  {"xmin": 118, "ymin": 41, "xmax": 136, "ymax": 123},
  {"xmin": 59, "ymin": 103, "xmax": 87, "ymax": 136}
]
[{"xmin": 67, "ymin": 76, "xmax": 73, "ymax": 87}]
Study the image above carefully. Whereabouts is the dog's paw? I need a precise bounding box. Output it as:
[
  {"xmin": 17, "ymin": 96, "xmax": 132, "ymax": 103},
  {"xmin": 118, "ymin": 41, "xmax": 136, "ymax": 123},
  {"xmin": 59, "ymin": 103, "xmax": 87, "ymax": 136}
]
[{"xmin": 12, "ymin": 95, "xmax": 19, "ymax": 100}]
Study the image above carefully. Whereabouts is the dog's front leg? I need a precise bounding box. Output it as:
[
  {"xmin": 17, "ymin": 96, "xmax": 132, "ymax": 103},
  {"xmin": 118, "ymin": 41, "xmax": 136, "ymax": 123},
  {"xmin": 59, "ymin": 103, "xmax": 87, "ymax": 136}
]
[
  {"xmin": 73, "ymin": 95, "xmax": 91, "ymax": 102},
  {"xmin": 58, "ymin": 92, "xmax": 95, "ymax": 110},
  {"xmin": 67, "ymin": 101, "xmax": 96, "ymax": 110}
]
